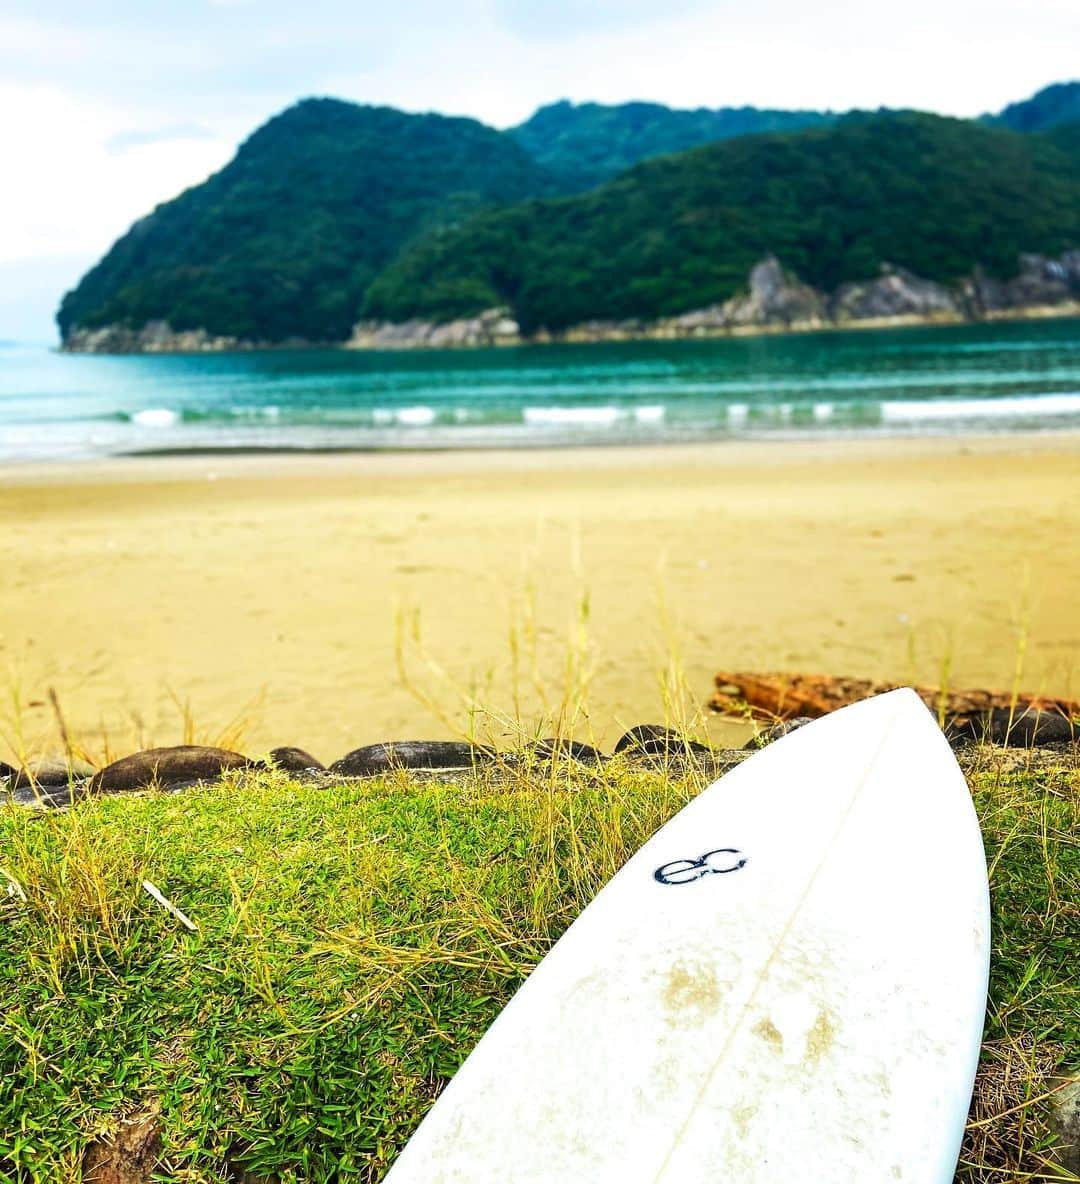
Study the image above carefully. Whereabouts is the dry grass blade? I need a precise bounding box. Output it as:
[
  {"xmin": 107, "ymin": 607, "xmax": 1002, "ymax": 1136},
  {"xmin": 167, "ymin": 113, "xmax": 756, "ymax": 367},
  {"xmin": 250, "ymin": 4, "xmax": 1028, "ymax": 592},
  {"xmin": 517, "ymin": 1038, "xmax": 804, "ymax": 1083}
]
[{"xmin": 961, "ymin": 1036, "xmax": 1073, "ymax": 1182}]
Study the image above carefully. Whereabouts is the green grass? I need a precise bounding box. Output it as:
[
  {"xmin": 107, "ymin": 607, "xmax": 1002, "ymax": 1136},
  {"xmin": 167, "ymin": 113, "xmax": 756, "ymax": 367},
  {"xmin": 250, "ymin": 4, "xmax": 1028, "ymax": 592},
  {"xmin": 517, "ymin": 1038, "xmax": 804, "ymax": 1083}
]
[{"xmin": 1, "ymin": 751, "xmax": 1077, "ymax": 1182}]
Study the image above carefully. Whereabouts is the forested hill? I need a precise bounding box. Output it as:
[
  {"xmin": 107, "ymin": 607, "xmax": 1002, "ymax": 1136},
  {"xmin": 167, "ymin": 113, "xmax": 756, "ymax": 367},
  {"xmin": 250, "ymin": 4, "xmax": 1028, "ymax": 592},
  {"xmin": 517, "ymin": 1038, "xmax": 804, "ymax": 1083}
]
[
  {"xmin": 58, "ymin": 86, "xmax": 1080, "ymax": 348},
  {"xmin": 57, "ymin": 99, "xmax": 555, "ymax": 344},
  {"xmin": 364, "ymin": 112, "xmax": 1080, "ymax": 333},
  {"xmin": 518, "ymin": 83, "xmax": 1080, "ymax": 195},
  {"xmin": 509, "ymin": 100, "xmax": 835, "ymax": 190},
  {"xmin": 988, "ymin": 81, "xmax": 1080, "ymax": 132}
]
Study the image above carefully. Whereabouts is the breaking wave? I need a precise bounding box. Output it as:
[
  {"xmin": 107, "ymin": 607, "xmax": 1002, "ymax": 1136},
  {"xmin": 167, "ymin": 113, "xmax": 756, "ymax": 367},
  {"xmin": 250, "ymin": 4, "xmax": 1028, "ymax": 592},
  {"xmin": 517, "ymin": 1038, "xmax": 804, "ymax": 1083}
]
[{"xmin": 2, "ymin": 320, "xmax": 1078, "ymax": 460}]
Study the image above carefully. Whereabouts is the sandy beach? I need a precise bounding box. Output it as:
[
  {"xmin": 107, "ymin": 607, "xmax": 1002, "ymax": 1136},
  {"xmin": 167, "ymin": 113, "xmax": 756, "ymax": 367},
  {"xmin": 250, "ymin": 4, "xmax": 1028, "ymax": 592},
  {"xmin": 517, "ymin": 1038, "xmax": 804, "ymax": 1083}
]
[{"xmin": 2, "ymin": 432, "xmax": 1079, "ymax": 766}]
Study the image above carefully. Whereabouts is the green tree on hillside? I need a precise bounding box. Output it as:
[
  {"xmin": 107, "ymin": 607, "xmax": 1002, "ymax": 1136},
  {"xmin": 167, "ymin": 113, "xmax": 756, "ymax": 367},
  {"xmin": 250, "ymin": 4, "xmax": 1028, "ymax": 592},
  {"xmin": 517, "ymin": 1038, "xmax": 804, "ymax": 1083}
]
[
  {"xmin": 58, "ymin": 99, "xmax": 556, "ymax": 343},
  {"xmin": 365, "ymin": 113, "xmax": 1080, "ymax": 334}
]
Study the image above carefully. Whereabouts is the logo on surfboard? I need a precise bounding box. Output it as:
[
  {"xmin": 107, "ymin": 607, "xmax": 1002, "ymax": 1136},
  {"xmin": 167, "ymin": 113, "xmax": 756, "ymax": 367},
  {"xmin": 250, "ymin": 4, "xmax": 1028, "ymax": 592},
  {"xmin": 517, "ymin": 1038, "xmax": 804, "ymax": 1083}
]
[{"xmin": 653, "ymin": 848, "xmax": 747, "ymax": 885}]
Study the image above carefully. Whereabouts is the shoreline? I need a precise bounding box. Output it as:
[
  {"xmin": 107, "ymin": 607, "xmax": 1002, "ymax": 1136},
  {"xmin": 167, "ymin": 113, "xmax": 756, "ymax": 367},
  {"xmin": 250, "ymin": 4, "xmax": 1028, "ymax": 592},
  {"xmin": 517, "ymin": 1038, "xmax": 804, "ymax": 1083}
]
[
  {"xmin": 6, "ymin": 428, "xmax": 1080, "ymax": 484},
  {"xmin": 60, "ymin": 306, "xmax": 1080, "ymax": 355}
]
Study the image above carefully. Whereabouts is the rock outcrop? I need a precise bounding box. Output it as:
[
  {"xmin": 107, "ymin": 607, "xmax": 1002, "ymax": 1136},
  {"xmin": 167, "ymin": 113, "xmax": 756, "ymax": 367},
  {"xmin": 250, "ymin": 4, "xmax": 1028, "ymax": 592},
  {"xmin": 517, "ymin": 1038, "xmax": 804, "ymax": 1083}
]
[
  {"xmin": 831, "ymin": 264, "xmax": 962, "ymax": 324},
  {"xmin": 347, "ymin": 308, "xmax": 521, "ymax": 350},
  {"xmin": 63, "ymin": 321, "xmax": 321, "ymax": 354},
  {"xmin": 64, "ymin": 321, "xmax": 247, "ymax": 354},
  {"xmin": 962, "ymin": 251, "xmax": 1080, "ymax": 318},
  {"xmin": 344, "ymin": 252, "xmax": 1080, "ymax": 350},
  {"xmin": 722, "ymin": 256, "xmax": 828, "ymax": 329},
  {"xmin": 65, "ymin": 253, "xmax": 1080, "ymax": 353}
]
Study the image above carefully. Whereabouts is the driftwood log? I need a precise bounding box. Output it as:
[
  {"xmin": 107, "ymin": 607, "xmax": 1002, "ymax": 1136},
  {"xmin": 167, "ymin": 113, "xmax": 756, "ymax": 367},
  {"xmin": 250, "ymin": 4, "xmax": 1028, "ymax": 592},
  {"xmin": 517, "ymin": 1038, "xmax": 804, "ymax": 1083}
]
[{"xmin": 710, "ymin": 671, "xmax": 1079, "ymax": 736}]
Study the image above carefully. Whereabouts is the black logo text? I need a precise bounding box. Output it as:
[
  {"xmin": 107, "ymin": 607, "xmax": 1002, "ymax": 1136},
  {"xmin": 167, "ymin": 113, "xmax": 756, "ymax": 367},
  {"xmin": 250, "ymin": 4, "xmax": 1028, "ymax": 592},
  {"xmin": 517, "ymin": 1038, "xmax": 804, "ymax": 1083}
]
[{"xmin": 653, "ymin": 848, "xmax": 747, "ymax": 886}]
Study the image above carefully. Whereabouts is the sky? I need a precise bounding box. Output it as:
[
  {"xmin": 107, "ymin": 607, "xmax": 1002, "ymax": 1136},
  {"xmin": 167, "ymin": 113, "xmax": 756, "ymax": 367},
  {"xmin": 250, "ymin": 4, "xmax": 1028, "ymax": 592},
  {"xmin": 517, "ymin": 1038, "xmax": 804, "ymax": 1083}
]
[{"xmin": 2, "ymin": 0, "xmax": 1077, "ymax": 343}]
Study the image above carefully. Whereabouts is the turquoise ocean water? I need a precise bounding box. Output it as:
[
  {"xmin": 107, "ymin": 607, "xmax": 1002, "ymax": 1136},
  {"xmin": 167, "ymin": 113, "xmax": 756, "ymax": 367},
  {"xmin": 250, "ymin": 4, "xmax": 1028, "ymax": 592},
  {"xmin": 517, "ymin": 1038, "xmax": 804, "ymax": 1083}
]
[{"xmin": 1, "ymin": 319, "xmax": 1078, "ymax": 463}]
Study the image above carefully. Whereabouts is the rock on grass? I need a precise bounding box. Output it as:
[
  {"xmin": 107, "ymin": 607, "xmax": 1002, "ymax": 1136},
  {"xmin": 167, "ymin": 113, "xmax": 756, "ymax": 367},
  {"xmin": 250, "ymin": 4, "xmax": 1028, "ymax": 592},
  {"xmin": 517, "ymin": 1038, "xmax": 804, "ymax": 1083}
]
[
  {"xmin": 950, "ymin": 708, "xmax": 1077, "ymax": 746},
  {"xmin": 259, "ymin": 746, "xmax": 326, "ymax": 773},
  {"xmin": 528, "ymin": 738, "xmax": 606, "ymax": 764},
  {"xmin": 745, "ymin": 717, "xmax": 815, "ymax": 749},
  {"xmin": 614, "ymin": 724, "xmax": 712, "ymax": 757},
  {"xmin": 82, "ymin": 1107, "xmax": 161, "ymax": 1184},
  {"xmin": 89, "ymin": 746, "xmax": 251, "ymax": 793},
  {"xmin": 1052, "ymin": 1079, "xmax": 1080, "ymax": 1175},
  {"xmin": 329, "ymin": 740, "xmax": 491, "ymax": 776},
  {"xmin": 8, "ymin": 758, "xmax": 96, "ymax": 789}
]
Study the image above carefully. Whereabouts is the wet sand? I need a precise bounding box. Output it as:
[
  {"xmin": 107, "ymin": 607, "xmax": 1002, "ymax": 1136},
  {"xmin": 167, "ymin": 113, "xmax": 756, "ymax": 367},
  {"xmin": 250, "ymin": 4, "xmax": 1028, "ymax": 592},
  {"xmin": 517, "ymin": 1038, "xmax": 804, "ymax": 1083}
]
[{"xmin": 2, "ymin": 433, "xmax": 1079, "ymax": 765}]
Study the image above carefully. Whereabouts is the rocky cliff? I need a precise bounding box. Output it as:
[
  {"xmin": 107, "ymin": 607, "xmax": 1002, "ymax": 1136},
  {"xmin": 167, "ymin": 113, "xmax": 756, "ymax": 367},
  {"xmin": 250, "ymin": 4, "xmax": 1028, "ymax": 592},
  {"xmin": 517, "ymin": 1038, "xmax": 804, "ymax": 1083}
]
[
  {"xmin": 340, "ymin": 252, "xmax": 1080, "ymax": 350},
  {"xmin": 830, "ymin": 265, "xmax": 962, "ymax": 324},
  {"xmin": 347, "ymin": 307, "xmax": 521, "ymax": 350},
  {"xmin": 63, "ymin": 322, "xmax": 253, "ymax": 354},
  {"xmin": 963, "ymin": 252, "xmax": 1080, "ymax": 317},
  {"xmin": 63, "ymin": 253, "xmax": 1080, "ymax": 354}
]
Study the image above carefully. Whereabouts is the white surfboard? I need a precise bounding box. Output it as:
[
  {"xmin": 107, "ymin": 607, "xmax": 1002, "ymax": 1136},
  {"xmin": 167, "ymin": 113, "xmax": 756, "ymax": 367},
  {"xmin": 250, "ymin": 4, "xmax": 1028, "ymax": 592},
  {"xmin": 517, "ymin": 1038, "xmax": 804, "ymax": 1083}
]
[{"xmin": 385, "ymin": 689, "xmax": 990, "ymax": 1183}]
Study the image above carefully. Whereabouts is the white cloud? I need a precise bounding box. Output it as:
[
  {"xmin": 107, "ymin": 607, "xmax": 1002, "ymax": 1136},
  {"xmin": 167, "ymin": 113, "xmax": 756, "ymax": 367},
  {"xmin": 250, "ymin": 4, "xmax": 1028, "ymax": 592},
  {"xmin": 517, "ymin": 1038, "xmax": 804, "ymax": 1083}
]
[
  {"xmin": 106, "ymin": 124, "xmax": 218, "ymax": 154},
  {"xmin": 0, "ymin": 85, "xmax": 235, "ymax": 336},
  {"xmin": 0, "ymin": 85, "xmax": 234, "ymax": 266},
  {"xmin": 336, "ymin": 0, "xmax": 1079, "ymax": 125},
  {"xmin": 0, "ymin": 15, "xmax": 215, "ymax": 87}
]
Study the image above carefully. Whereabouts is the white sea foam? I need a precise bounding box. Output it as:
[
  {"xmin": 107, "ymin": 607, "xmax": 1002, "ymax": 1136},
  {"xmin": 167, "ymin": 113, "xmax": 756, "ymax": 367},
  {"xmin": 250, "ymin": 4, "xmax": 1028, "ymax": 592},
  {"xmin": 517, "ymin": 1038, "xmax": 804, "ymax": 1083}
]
[
  {"xmin": 727, "ymin": 403, "xmax": 749, "ymax": 424},
  {"xmin": 396, "ymin": 406, "xmax": 437, "ymax": 426},
  {"xmin": 880, "ymin": 392, "xmax": 1080, "ymax": 422},
  {"xmin": 813, "ymin": 402, "xmax": 834, "ymax": 421},
  {"xmin": 372, "ymin": 408, "xmax": 395, "ymax": 425},
  {"xmin": 132, "ymin": 408, "xmax": 178, "ymax": 427},
  {"xmin": 634, "ymin": 404, "xmax": 665, "ymax": 423},
  {"xmin": 523, "ymin": 405, "xmax": 621, "ymax": 427}
]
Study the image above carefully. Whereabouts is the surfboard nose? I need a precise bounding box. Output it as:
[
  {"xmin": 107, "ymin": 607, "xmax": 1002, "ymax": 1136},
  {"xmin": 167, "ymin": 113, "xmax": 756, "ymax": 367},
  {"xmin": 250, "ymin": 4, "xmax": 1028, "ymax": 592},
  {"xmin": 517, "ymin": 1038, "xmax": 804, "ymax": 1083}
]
[{"xmin": 758, "ymin": 684, "xmax": 947, "ymax": 755}]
